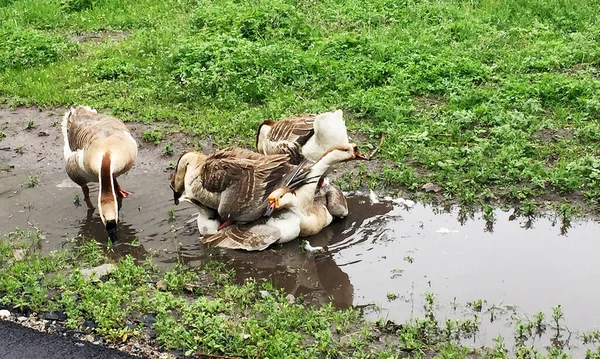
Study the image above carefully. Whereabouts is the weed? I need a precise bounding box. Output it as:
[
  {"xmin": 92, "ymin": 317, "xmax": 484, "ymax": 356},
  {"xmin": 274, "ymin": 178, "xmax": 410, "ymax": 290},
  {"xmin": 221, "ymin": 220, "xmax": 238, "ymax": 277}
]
[
  {"xmin": 142, "ymin": 129, "xmax": 164, "ymax": 145},
  {"xmin": 386, "ymin": 292, "xmax": 398, "ymax": 301},
  {"xmin": 73, "ymin": 194, "xmax": 81, "ymax": 207},
  {"xmin": 167, "ymin": 208, "xmax": 175, "ymax": 221},
  {"xmin": 0, "ymin": 131, "xmax": 5, "ymax": 140},
  {"xmin": 24, "ymin": 173, "xmax": 38, "ymax": 188},
  {"xmin": 15, "ymin": 146, "xmax": 24, "ymax": 154},
  {"xmin": 25, "ymin": 121, "xmax": 35, "ymax": 130},
  {"xmin": 163, "ymin": 142, "xmax": 174, "ymax": 157}
]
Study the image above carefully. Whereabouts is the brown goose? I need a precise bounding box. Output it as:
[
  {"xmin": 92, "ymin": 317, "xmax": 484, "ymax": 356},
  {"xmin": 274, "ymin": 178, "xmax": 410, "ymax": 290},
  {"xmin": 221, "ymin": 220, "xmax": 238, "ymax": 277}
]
[
  {"xmin": 170, "ymin": 147, "xmax": 310, "ymax": 230},
  {"xmin": 62, "ymin": 106, "xmax": 138, "ymax": 242},
  {"xmin": 256, "ymin": 109, "xmax": 349, "ymax": 164},
  {"xmin": 200, "ymin": 179, "xmax": 345, "ymax": 251}
]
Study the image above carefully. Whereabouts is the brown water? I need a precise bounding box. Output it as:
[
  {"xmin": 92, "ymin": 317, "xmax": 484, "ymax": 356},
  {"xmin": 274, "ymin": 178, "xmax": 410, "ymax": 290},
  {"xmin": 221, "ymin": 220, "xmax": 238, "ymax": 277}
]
[{"xmin": 1, "ymin": 107, "xmax": 600, "ymax": 354}]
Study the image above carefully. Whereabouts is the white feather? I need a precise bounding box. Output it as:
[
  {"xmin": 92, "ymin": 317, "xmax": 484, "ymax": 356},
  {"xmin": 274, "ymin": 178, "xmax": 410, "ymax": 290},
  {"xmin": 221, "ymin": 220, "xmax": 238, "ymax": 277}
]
[
  {"xmin": 302, "ymin": 109, "xmax": 349, "ymax": 162},
  {"xmin": 61, "ymin": 108, "xmax": 74, "ymax": 161}
]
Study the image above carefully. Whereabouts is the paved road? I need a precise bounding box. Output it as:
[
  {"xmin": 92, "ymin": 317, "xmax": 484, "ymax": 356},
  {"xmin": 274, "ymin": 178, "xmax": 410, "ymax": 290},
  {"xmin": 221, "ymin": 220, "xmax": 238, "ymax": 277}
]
[{"xmin": 0, "ymin": 320, "xmax": 141, "ymax": 359}]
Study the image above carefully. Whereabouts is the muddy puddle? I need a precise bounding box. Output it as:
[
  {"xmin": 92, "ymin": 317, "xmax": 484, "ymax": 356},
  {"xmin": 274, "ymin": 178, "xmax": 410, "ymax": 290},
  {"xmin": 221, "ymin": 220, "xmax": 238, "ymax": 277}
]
[{"xmin": 2, "ymin": 107, "xmax": 600, "ymax": 354}]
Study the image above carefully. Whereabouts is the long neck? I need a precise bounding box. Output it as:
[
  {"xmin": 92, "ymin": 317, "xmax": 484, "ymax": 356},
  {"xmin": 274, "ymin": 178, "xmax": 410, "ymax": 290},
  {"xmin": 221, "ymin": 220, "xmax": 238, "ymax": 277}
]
[
  {"xmin": 286, "ymin": 195, "xmax": 328, "ymax": 236},
  {"xmin": 173, "ymin": 156, "xmax": 190, "ymax": 193},
  {"xmin": 310, "ymin": 150, "xmax": 343, "ymax": 178},
  {"xmin": 98, "ymin": 152, "xmax": 118, "ymax": 222},
  {"xmin": 299, "ymin": 154, "xmax": 337, "ymax": 202}
]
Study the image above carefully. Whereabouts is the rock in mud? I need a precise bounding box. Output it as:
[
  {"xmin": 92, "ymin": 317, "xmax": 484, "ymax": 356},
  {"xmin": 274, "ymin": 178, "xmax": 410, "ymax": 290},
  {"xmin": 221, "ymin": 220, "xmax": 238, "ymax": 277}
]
[
  {"xmin": 0, "ymin": 310, "xmax": 10, "ymax": 319},
  {"xmin": 80, "ymin": 263, "xmax": 117, "ymax": 282},
  {"xmin": 156, "ymin": 280, "xmax": 168, "ymax": 291},
  {"xmin": 82, "ymin": 320, "xmax": 97, "ymax": 329},
  {"xmin": 137, "ymin": 314, "xmax": 157, "ymax": 326},
  {"xmin": 422, "ymin": 182, "xmax": 443, "ymax": 193},
  {"xmin": 43, "ymin": 311, "xmax": 67, "ymax": 321},
  {"xmin": 37, "ymin": 130, "xmax": 50, "ymax": 137}
]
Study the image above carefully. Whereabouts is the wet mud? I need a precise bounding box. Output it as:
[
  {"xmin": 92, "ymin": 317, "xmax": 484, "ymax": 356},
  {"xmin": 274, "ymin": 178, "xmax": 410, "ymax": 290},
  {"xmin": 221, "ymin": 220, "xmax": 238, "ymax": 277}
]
[{"xmin": 2, "ymin": 107, "xmax": 600, "ymax": 354}]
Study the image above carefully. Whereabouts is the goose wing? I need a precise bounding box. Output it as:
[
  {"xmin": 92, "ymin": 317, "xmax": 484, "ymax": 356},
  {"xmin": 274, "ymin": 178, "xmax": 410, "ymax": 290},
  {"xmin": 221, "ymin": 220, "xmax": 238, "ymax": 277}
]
[
  {"xmin": 201, "ymin": 220, "xmax": 281, "ymax": 251},
  {"xmin": 265, "ymin": 115, "xmax": 315, "ymax": 164},
  {"xmin": 201, "ymin": 148, "xmax": 292, "ymax": 221}
]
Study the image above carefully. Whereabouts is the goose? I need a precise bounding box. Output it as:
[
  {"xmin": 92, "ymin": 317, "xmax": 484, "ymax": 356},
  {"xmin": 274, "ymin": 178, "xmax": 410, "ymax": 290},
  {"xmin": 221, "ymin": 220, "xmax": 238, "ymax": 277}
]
[
  {"xmin": 199, "ymin": 180, "xmax": 346, "ymax": 251},
  {"xmin": 62, "ymin": 105, "xmax": 138, "ymax": 242},
  {"xmin": 256, "ymin": 109, "xmax": 350, "ymax": 164},
  {"xmin": 199, "ymin": 144, "xmax": 367, "ymax": 250},
  {"xmin": 170, "ymin": 147, "xmax": 310, "ymax": 230},
  {"xmin": 169, "ymin": 150, "xmax": 221, "ymax": 235},
  {"xmin": 264, "ymin": 143, "xmax": 369, "ymax": 216}
]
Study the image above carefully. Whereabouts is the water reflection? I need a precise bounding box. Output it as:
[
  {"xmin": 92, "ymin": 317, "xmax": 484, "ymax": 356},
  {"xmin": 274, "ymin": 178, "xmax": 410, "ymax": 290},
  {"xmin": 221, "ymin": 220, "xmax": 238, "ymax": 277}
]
[{"xmin": 3, "ymin": 170, "xmax": 600, "ymax": 353}]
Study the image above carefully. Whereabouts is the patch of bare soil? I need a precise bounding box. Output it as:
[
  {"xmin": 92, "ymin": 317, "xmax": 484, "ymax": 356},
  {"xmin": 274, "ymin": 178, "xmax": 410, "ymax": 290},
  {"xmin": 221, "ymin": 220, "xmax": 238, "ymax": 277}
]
[
  {"xmin": 71, "ymin": 30, "xmax": 129, "ymax": 43},
  {"xmin": 0, "ymin": 106, "xmax": 207, "ymax": 176},
  {"xmin": 532, "ymin": 128, "xmax": 575, "ymax": 143}
]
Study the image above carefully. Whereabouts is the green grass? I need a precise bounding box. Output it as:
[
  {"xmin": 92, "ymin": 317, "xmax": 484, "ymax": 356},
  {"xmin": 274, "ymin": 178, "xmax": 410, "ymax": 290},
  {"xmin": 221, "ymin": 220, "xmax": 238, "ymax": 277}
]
[
  {"xmin": 2, "ymin": 228, "xmax": 598, "ymax": 358},
  {"xmin": 1, "ymin": 0, "xmax": 600, "ymax": 212}
]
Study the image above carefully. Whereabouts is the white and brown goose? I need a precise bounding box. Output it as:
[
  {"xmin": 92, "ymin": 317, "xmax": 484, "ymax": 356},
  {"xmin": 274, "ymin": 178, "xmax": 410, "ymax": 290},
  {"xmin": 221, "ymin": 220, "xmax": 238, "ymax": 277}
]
[
  {"xmin": 169, "ymin": 147, "xmax": 310, "ymax": 230},
  {"xmin": 199, "ymin": 143, "xmax": 368, "ymax": 251},
  {"xmin": 256, "ymin": 109, "xmax": 350, "ymax": 164},
  {"xmin": 200, "ymin": 179, "xmax": 345, "ymax": 251},
  {"xmin": 62, "ymin": 105, "xmax": 138, "ymax": 242}
]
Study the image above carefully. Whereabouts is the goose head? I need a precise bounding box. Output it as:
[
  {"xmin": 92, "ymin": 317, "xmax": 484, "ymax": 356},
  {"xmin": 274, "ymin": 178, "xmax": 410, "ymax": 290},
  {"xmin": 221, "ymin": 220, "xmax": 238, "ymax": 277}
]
[
  {"xmin": 265, "ymin": 186, "xmax": 296, "ymax": 216},
  {"xmin": 318, "ymin": 143, "xmax": 369, "ymax": 166},
  {"xmin": 170, "ymin": 151, "xmax": 199, "ymax": 205}
]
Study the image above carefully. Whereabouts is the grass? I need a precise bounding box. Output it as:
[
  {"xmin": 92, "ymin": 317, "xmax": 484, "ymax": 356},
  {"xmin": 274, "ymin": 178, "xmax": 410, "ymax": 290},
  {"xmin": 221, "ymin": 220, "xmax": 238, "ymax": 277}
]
[
  {"xmin": 0, "ymin": 0, "xmax": 599, "ymax": 213},
  {"xmin": 1, "ymin": 228, "xmax": 598, "ymax": 358}
]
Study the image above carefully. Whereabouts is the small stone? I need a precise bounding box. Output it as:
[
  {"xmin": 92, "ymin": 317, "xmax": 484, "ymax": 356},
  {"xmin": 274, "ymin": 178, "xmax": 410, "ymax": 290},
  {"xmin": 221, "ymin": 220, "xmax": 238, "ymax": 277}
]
[
  {"xmin": 156, "ymin": 280, "xmax": 168, "ymax": 291},
  {"xmin": 82, "ymin": 320, "xmax": 97, "ymax": 329},
  {"xmin": 38, "ymin": 131, "xmax": 50, "ymax": 137},
  {"xmin": 80, "ymin": 263, "xmax": 117, "ymax": 282},
  {"xmin": 422, "ymin": 183, "xmax": 443, "ymax": 193},
  {"xmin": 0, "ymin": 310, "xmax": 10, "ymax": 319},
  {"xmin": 259, "ymin": 290, "xmax": 270, "ymax": 298},
  {"xmin": 17, "ymin": 316, "xmax": 27, "ymax": 322},
  {"xmin": 138, "ymin": 314, "xmax": 157, "ymax": 326},
  {"xmin": 286, "ymin": 294, "xmax": 295, "ymax": 304},
  {"xmin": 12, "ymin": 249, "xmax": 26, "ymax": 261},
  {"xmin": 42, "ymin": 311, "xmax": 66, "ymax": 321},
  {"xmin": 75, "ymin": 342, "xmax": 85, "ymax": 347}
]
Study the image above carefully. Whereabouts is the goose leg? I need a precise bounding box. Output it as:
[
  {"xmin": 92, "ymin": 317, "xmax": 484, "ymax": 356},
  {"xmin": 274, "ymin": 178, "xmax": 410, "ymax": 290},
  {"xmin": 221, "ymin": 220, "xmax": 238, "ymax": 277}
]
[
  {"xmin": 82, "ymin": 184, "xmax": 95, "ymax": 209},
  {"xmin": 114, "ymin": 178, "xmax": 131, "ymax": 198}
]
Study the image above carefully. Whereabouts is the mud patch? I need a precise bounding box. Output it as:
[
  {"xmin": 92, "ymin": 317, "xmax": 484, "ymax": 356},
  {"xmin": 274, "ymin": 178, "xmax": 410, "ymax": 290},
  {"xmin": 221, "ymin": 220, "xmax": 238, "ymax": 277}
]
[
  {"xmin": 71, "ymin": 31, "xmax": 129, "ymax": 43},
  {"xmin": 533, "ymin": 128, "xmax": 575, "ymax": 143},
  {"xmin": 3, "ymin": 106, "xmax": 600, "ymax": 355}
]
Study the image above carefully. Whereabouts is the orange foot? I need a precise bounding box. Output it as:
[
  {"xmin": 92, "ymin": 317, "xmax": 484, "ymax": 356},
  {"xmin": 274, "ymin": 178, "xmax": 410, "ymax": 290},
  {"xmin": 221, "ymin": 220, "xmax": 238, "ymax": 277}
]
[
  {"xmin": 117, "ymin": 189, "xmax": 132, "ymax": 198},
  {"xmin": 217, "ymin": 219, "xmax": 234, "ymax": 231}
]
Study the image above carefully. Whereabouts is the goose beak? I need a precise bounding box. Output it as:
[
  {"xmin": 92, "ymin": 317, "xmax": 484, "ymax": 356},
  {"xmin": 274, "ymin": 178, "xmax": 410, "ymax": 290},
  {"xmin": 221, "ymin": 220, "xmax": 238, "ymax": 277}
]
[
  {"xmin": 353, "ymin": 150, "xmax": 370, "ymax": 160},
  {"xmin": 169, "ymin": 183, "xmax": 182, "ymax": 205},
  {"xmin": 264, "ymin": 200, "xmax": 276, "ymax": 216},
  {"xmin": 172, "ymin": 191, "xmax": 182, "ymax": 205},
  {"xmin": 106, "ymin": 220, "xmax": 118, "ymax": 243}
]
